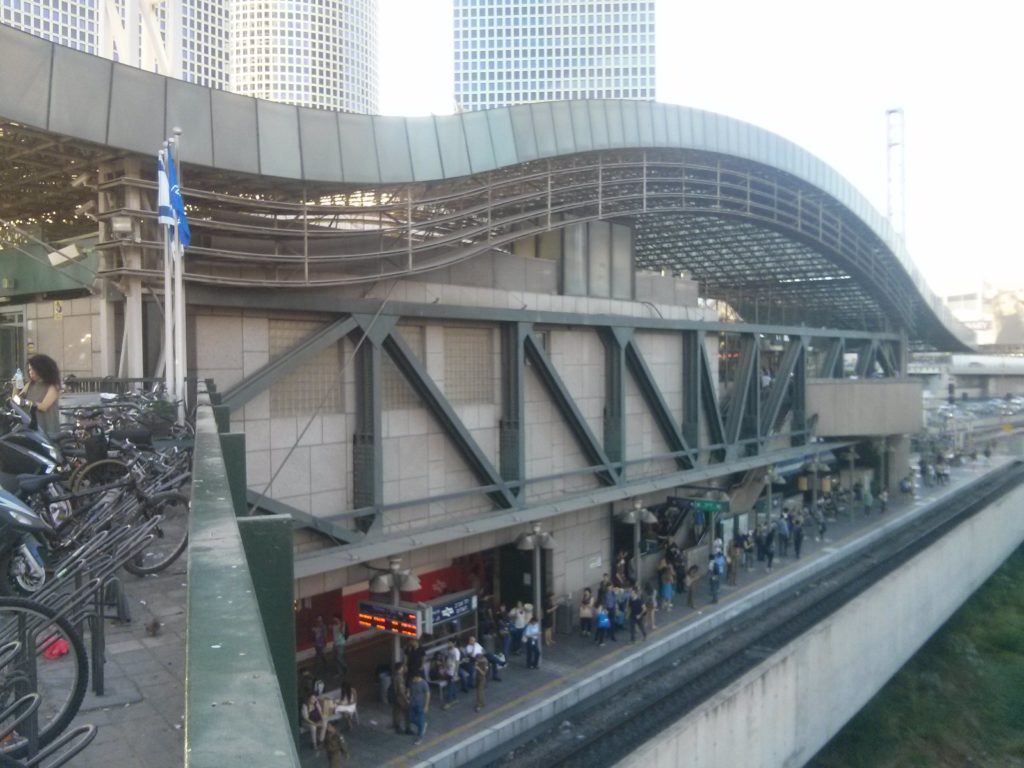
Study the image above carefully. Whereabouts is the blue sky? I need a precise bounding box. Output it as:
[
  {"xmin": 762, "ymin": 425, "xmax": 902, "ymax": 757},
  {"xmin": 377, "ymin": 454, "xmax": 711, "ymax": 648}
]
[{"xmin": 378, "ymin": 0, "xmax": 1023, "ymax": 297}]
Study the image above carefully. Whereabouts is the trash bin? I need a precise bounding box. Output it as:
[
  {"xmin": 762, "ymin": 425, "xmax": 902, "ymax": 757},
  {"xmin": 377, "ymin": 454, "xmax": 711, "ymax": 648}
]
[{"xmin": 378, "ymin": 670, "xmax": 392, "ymax": 704}]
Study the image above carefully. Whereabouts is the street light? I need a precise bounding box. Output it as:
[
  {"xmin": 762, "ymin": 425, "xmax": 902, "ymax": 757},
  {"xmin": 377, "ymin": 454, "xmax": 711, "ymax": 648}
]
[
  {"xmin": 369, "ymin": 556, "xmax": 421, "ymax": 664},
  {"xmin": 516, "ymin": 523, "xmax": 555, "ymax": 622},
  {"xmin": 616, "ymin": 500, "xmax": 659, "ymax": 586}
]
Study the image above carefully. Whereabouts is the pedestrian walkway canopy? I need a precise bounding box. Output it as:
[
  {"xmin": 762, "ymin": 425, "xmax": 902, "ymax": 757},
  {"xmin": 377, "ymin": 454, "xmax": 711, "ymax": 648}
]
[{"xmin": 0, "ymin": 24, "xmax": 972, "ymax": 350}]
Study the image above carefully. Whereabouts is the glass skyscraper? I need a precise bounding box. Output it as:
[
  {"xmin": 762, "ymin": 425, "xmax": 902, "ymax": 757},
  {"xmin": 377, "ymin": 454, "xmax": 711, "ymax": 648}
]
[
  {"xmin": 453, "ymin": 0, "xmax": 656, "ymax": 112},
  {"xmin": 0, "ymin": 0, "xmax": 378, "ymax": 112}
]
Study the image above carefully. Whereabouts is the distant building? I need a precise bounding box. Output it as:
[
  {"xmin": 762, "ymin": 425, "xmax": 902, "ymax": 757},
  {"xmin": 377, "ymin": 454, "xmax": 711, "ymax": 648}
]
[
  {"xmin": 453, "ymin": 0, "xmax": 656, "ymax": 111},
  {"xmin": 1, "ymin": 0, "xmax": 378, "ymax": 112},
  {"xmin": 944, "ymin": 286, "xmax": 1024, "ymax": 354}
]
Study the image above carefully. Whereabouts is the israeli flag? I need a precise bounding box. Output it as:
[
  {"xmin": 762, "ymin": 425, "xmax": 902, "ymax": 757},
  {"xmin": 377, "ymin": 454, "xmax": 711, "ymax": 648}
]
[
  {"xmin": 165, "ymin": 144, "xmax": 191, "ymax": 248},
  {"xmin": 157, "ymin": 152, "xmax": 174, "ymax": 227}
]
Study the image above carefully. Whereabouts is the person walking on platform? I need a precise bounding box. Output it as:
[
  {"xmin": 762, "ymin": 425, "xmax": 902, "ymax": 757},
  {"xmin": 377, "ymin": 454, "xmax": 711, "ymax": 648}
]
[
  {"xmin": 496, "ymin": 605, "xmax": 512, "ymax": 659},
  {"xmin": 509, "ymin": 602, "xmax": 529, "ymax": 655},
  {"xmin": 473, "ymin": 654, "xmax": 490, "ymax": 711},
  {"xmin": 879, "ymin": 489, "xmax": 889, "ymax": 514},
  {"xmin": 727, "ymin": 539, "xmax": 741, "ymax": 586},
  {"xmin": 628, "ymin": 586, "xmax": 647, "ymax": 642},
  {"xmin": 579, "ymin": 589, "xmax": 595, "ymax": 637},
  {"xmin": 743, "ymin": 531, "xmax": 755, "ymax": 571},
  {"xmin": 658, "ymin": 558, "xmax": 676, "ymax": 610},
  {"xmin": 404, "ymin": 639, "xmax": 425, "ymax": 686},
  {"xmin": 391, "ymin": 663, "xmax": 411, "ymax": 735},
  {"xmin": 776, "ymin": 515, "xmax": 790, "ymax": 558},
  {"xmin": 602, "ymin": 586, "xmax": 619, "ymax": 642},
  {"xmin": 524, "ymin": 616, "xmax": 542, "ymax": 669},
  {"xmin": 685, "ymin": 565, "xmax": 700, "ymax": 610},
  {"xmin": 792, "ymin": 515, "xmax": 805, "ymax": 559},
  {"xmin": 407, "ymin": 670, "xmax": 430, "ymax": 745},
  {"xmin": 764, "ymin": 526, "xmax": 776, "ymax": 572},
  {"xmin": 543, "ymin": 592, "xmax": 558, "ymax": 647},
  {"xmin": 862, "ymin": 486, "xmax": 873, "ymax": 517},
  {"xmin": 594, "ymin": 604, "xmax": 611, "ymax": 646}
]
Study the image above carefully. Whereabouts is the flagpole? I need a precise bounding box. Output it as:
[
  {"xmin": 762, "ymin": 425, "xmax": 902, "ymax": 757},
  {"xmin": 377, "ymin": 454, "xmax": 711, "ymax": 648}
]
[
  {"xmin": 171, "ymin": 130, "xmax": 187, "ymax": 423},
  {"xmin": 160, "ymin": 146, "xmax": 175, "ymax": 401}
]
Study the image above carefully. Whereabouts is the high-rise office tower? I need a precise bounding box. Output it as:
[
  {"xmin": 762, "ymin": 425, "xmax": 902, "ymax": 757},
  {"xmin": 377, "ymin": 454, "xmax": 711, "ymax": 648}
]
[
  {"xmin": 230, "ymin": 0, "xmax": 378, "ymax": 113},
  {"xmin": 453, "ymin": 0, "xmax": 656, "ymax": 112},
  {"xmin": 1, "ymin": 0, "xmax": 379, "ymax": 112}
]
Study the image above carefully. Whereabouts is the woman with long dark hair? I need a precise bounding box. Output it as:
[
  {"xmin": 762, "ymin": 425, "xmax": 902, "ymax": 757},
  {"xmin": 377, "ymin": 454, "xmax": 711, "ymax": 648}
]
[{"xmin": 18, "ymin": 353, "xmax": 61, "ymax": 437}]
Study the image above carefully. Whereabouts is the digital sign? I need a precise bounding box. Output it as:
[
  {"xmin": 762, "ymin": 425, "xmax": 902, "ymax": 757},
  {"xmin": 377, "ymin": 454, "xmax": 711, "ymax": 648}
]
[{"xmin": 357, "ymin": 601, "xmax": 422, "ymax": 637}]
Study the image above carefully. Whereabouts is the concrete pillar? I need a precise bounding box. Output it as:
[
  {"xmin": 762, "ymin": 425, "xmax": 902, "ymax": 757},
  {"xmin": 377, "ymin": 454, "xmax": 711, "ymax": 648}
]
[{"xmin": 887, "ymin": 435, "xmax": 911, "ymax": 494}]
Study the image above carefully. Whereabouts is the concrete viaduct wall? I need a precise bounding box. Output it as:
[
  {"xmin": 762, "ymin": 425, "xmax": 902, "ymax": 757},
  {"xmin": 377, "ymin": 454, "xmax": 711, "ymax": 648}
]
[{"xmin": 618, "ymin": 477, "xmax": 1024, "ymax": 768}]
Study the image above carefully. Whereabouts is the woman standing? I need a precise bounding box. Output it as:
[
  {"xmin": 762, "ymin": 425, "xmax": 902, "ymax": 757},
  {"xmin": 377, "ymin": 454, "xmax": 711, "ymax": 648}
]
[
  {"xmin": 18, "ymin": 354, "xmax": 61, "ymax": 438},
  {"xmin": 331, "ymin": 615, "xmax": 348, "ymax": 678},
  {"xmin": 542, "ymin": 592, "xmax": 557, "ymax": 646},
  {"xmin": 578, "ymin": 588, "xmax": 595, "ymax": 637}
]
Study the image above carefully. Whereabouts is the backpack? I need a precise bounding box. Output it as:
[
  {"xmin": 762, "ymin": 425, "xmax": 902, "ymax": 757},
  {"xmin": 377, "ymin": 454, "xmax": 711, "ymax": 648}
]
[
  {"xmin": 597, "ymin": 611, "xmax": 611, "ymax": 629},
  {"xmin": 712, "ymin": 554, "xmax": 725, "ymax": 576}
]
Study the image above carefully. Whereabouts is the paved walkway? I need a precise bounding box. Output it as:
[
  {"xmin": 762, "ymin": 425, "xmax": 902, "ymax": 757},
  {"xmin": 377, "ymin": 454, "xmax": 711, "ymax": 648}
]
[
  {"xmin": 62, "ymin": 457, "xmax": 1003, "ymax": 767},
  {"xmin": 69, "ymin": 561, "xmax": 187, "ymax": 768}
]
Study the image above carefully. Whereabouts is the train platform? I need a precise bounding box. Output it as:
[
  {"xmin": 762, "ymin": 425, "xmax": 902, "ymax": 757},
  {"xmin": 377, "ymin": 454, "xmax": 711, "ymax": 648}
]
[{"xmin": 65, "ymin": 456, "xmax": 1004, "ymax": 768}]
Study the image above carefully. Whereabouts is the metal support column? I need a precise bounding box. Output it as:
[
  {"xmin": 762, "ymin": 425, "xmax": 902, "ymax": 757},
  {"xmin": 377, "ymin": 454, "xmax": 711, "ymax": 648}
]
[
  {"xmin": 353, "ymin": 326, "xmax": 385, "ymax": 534},
  {"xmin": 499, "ymin": 323, "xmax": 528, "ymax": 498},
  {"xmin": 602, "ymin": 327, "xmax": 629, "ymax": 482}
]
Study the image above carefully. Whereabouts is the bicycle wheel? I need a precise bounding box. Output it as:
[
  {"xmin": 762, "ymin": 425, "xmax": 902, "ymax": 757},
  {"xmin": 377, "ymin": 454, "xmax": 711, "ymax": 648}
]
[
  {"xmin": 122, "ymin": 491, "xmax": 189, "ymax": 576},
  {"xmin": 69, "ymin": 458, "xmax": 129, "ymax": 495},
  {"xmin": 0, "ymin": 597, "xmax": 88, "ymax": 756}
]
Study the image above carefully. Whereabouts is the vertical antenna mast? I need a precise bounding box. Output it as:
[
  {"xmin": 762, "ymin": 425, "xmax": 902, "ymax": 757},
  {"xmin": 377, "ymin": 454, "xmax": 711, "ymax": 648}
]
[{"xmin": 886, "ymin": 108, "xmax": 906, "ymax": 238}]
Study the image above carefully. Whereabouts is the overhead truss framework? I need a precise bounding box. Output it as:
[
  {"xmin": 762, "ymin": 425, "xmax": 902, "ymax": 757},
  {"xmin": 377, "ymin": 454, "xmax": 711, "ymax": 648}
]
[
  {"xmin": 0, "ymin": 119, "xmax": 970, "ymax": 350},
  {"xmin": 212, "ymin": 296, "xmax": 902, "ymax": 545}
]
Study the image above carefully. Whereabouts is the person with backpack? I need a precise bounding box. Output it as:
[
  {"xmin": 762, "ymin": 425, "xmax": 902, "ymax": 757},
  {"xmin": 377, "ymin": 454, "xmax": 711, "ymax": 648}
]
[
  {"xmin": 594, "ymin": 604, "xmax": 611, "ymax": 646},
  {"xmin": 709, "ymin": 551, "xmax": 726, "ymax": 603}
]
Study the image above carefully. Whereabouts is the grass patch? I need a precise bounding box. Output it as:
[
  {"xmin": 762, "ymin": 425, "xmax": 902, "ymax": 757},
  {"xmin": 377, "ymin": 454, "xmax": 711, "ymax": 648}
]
[{"xmin": 811, "ymin": 546, "xmax": 1024, "ymax": 768}]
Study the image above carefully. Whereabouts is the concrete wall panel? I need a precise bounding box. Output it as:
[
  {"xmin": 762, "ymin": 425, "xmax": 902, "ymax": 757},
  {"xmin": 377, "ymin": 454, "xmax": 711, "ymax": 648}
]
[{"xmin": 807, "ymin": 379, "xmax": 923, "ymax": 436}]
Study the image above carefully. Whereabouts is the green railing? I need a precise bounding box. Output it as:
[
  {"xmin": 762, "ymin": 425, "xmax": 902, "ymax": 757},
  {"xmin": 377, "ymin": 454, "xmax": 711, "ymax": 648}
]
[{"xmin": 185, "ymin": 398, "xmax": 300, "ymax": 767}]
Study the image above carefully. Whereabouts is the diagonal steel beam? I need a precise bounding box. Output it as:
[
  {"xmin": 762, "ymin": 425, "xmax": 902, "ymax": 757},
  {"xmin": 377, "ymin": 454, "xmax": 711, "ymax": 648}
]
[
  {"xmin": 725, "ymin": 335, "xmax": 758, "ymax": 447},
  {"xmin": 624, "ymin": 336, "xmax": 694, "ymax": 469},
  {"xmin": 246, "ymin": 489, "xmax": 365, "ymax": 544},
  {"xmin": 855, "ymin": 339, "xmax": 879, "ymax": 377},
  {"xmin": 499, "ymin": 322, "xmax": 529, "ymax": 498},
  {"xmin": 760, "ymin": 336, "xmax": 804, "ymax": 436},
  {"xmin": 698, "ymin": 338, "xmax": 727, "ymax": 461},
  {"xmin": 818, "ymin": 338, "xmax": 844, "ymax": 378},
  {"xmin": 524, "ymin": 331, "xmax": 618, "ymax": 485},
  {"xmin": 220, "ymin": 316, "xmax": 357, "ymax": 411},
  {"xmin": 601, "ymin": 328, "xmax": 628, "ymax": 479},
  {"xmin": 382, "ymin": 327, "xmax": 519, "ymax": 510},
  {"xmin": 876, "ymin": 341, "xmax": 898, "ymax": 377}
]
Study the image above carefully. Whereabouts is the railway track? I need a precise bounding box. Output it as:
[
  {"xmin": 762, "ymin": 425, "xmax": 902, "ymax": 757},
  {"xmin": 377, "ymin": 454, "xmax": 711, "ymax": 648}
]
[{"xmin": 469, "ymin": 461, "xmax": 1024, "ymax": 767}]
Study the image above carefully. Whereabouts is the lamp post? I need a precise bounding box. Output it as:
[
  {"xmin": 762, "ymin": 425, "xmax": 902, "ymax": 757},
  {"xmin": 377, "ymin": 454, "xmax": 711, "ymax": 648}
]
[
  {"xmin": 369, "ymin": 556, "xmax": 421, "ymax": 665},
  {"xmin": 516, "ymin": 523, "xmax": 555, "ymax": 622}
]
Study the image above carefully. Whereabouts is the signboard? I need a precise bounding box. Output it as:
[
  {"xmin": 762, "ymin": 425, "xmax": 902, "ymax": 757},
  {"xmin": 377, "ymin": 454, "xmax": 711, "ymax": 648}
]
[
  {"xmin": 692, "ymin": 498, "xmax": 730, "ymax": 514},
  {"xmin": 421, "ymin": 592, "xmax": 477, "ymax": 634},
  {"xmin": 357, "ymin": 601, "xmax": 422, "ymax": 637}
]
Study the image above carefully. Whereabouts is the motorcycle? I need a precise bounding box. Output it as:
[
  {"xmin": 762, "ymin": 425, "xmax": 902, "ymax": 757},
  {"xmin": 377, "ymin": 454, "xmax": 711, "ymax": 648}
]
[{"xmin": 0, "ymin": 486, "xmax": 53, "ymax": 595}]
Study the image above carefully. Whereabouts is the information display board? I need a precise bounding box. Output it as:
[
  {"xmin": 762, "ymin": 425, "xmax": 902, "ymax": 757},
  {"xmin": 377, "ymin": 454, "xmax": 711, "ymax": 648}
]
[{"xmin": 357, "ymin": 601, "xmax": 422, "ymax": 637}]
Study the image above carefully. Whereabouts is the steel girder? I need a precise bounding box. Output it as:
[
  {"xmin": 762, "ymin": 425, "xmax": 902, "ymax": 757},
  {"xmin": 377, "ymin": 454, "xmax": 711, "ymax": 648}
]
[{"xmin": 217, "ymin": 306, "xmax": 900, "ymax": 542}]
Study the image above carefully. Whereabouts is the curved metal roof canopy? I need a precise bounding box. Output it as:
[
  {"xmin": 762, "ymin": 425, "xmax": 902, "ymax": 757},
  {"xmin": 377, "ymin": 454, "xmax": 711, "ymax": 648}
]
[{"xmin": 0, "ymin": 25, "xmax": 972, "ymax": 350}]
